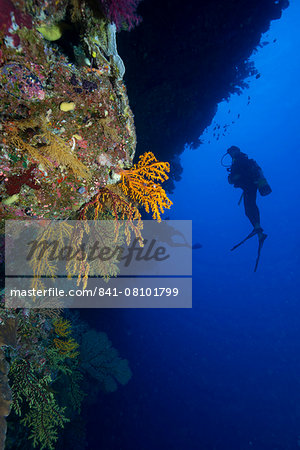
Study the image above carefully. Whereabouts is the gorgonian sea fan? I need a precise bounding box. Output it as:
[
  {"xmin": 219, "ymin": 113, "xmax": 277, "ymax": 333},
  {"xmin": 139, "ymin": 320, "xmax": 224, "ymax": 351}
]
[{"xmin": 100, "ymin": 0, "xmax": 142, "ymax": 31}]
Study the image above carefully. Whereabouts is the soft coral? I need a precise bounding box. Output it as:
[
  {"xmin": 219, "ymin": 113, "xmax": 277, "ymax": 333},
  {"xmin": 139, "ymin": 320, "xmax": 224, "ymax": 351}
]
[{"xmin": 100, "ymin": 0, "xmax": 142, "ymax": 31}]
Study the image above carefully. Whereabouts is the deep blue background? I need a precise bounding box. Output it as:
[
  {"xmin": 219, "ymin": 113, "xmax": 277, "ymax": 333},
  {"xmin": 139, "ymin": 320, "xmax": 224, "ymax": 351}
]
[{"xmin": 84, "ymin": 3, "xmax": 300, "ymax": 449}]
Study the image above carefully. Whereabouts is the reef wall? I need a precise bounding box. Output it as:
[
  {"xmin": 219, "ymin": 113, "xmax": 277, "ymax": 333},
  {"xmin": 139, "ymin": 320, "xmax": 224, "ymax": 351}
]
[
  {"xmin": 0, "ymin": 0, "xmax": 136, "ymax": 222},
  {"xmin": 118, "ymin": 0, "xmax": 289, "ymax": 190}
]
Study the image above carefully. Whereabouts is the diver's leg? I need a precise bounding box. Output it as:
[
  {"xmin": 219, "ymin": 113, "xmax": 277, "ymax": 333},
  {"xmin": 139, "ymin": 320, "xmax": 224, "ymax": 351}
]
[
  {"xmin": 243, "ymin": 188, "xmax": 261, "ymax": 230},
  {"xmin": 231, "ymin": 188, "xmax": 263, "ymax": 251},
  {"xmin": 242, "ymin": 188, "xmax": 267, "ymax": 270}
]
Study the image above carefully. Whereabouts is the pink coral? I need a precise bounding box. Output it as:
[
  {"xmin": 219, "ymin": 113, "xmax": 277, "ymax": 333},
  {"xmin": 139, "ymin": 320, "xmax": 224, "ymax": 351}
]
[
  {"xmin": 0, "ymin": 0, "xmax": 32, "ymax": 47},
  {"xmin": 100, "ymin": 0, "xmax": 142, "ymax": 31}
]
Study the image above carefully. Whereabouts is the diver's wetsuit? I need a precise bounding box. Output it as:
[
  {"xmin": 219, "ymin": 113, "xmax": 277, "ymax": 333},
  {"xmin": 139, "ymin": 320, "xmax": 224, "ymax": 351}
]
[{"xmin": 228, "ymin": 151, "xmax": 261, "ymax": 229}]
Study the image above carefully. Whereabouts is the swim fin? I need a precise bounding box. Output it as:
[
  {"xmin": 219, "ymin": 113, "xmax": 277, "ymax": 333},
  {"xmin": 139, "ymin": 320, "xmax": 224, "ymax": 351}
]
[
  {"xmin": 254, "ymin": 233, "xmax": 267, "ymax": 272},
  {"xmin": 230, "ymin": 229, "xmax": 258, "ymax": 251}
]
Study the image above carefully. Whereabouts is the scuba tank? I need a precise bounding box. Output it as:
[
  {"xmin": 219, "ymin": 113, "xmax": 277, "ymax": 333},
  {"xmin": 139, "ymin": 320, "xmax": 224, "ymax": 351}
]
[{"xmin": 256, "ymin": 167, "xmax": 272, "ymax": 196}]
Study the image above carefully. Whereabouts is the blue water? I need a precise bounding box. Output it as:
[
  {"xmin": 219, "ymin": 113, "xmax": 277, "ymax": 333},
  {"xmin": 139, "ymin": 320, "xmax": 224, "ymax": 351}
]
[{"xmin": 86, "ymin": 3, "xmax": 300, "ymax": 449}]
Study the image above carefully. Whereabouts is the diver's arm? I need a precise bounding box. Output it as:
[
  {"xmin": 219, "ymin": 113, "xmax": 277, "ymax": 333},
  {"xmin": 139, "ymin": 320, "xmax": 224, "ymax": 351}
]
[{"xmin": 228, "ymin": 172, "xmax": 241, "ymax": 185}]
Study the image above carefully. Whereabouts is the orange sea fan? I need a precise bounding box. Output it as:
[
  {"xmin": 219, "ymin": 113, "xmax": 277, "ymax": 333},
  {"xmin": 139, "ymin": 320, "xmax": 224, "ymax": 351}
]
[
  {"xmin": 78, "ymin": 186, "xmax": 143, "ymax": 245},
  {"xmin": 118, "ymin": 152, "xmax": 173, "ymax": 222},
  {"xmin": 53, "ymin": 317, "xmax": 72, "ymax": 338},
  {"xmin": 53, "ymin": 337, "xmax": 79, "ymax": 358}
]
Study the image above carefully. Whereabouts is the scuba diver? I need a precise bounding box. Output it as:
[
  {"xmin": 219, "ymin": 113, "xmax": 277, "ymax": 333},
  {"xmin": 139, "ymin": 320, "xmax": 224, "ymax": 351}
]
[{"xmin": 221, "ymin": 146, "xmax": 272, "ymax": 272}]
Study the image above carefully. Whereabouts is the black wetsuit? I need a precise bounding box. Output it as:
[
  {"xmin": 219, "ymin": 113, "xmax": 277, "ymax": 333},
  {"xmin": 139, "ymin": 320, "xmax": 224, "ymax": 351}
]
[{"xmin": 228, "ymin": 152, "xmax": 261, "ymax": 229}]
